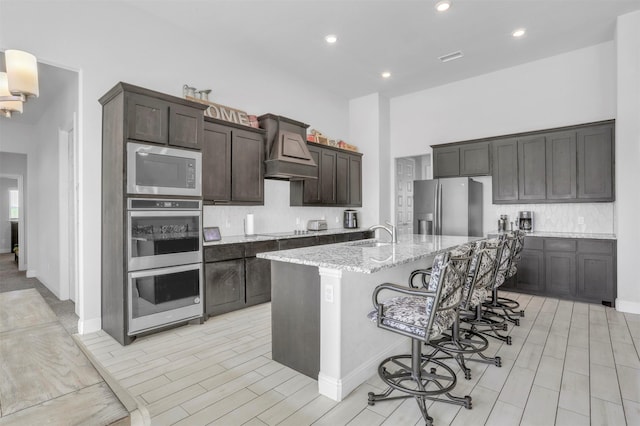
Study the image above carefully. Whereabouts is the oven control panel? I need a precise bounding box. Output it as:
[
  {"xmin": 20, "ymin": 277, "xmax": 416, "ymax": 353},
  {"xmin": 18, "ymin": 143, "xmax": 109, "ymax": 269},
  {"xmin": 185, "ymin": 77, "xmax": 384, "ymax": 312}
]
[{"xmin": 128, "ymin": 198, "xmax": 202, "ymax": 210}]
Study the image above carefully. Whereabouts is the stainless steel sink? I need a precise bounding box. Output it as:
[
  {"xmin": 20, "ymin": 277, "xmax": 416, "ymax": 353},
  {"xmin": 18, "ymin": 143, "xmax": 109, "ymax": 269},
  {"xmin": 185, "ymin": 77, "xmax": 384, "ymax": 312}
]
[{"xmin": 347, "ymin": 240, "xmax": 391, "ymax": 248}]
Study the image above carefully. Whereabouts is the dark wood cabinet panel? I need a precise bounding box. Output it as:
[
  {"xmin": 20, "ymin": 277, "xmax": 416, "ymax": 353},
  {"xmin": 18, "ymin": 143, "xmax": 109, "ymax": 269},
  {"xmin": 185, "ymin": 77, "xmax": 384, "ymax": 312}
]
[
  {"xmin": 126, "ymin": 93, "xmax": 169, "ymax": 144},
  {"xmin": 577, "ymin": 125, "xmax": 614, "ymax": 201},
  {"xmin": 245, "ymin": 257, "xmax": 272, "ymax": 306},
  {"xmin": 459, "ymin": 142, "xmax": 490, "ymax": 176},
  {"xmin": 336, "ymin": 152, "xmax": 350, "ymax": 205},
  {"xmin": 293, "ymin": 143, "xmax": 362, "ymax": 207},
  {"xmin": 545, "ymin": 251, "xmax": 576, "ymax": 298},
  {"xmin": 302, "ymin": 145, "xmax": 322, "ymax": 204},
  {"xmin": 231, "ymin": 128, "xmax": 264, "ymax": 203},
  {"xmin": 518, "ymin": 135, "xmax": 546, "ymax": 201},
  {"xmin": 169, "ymin": 104, "xmax": 204, "ymax": 149},
  {"xmin": 577, "ymin": 254, "xmax": 614, "ymax": 305},
  {"xmin": 516, "ymin": 249, "xmax": 545, "ymax": 294},
  {"xmin": 205, "ymin": 259, "xmax": 245, "ymax": 316},
  {"xmin": 349, "ymin": 155, "xmax": 362, "ymax": 207},
  {"xmin": 546, "ymin": 131, "xmax": 577, "ymax": 200},
  {"xmin": 492, "ymin": 139, "xmax": 519, "ymax": 202},
  {"xmin": 320, "ymin": 150, "xmax": 337, "ymax": 204},
  {"xmin": 202, "ymin": 122, "xmax": 231, "ymax": 201},
  {"xmin": 433, "ymin": 147, "xmax": 460, "ymax": 178}
]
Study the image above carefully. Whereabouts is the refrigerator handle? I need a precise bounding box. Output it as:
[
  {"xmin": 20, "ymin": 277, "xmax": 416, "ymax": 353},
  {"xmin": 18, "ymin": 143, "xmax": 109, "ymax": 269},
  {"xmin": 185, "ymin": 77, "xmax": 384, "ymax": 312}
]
[
  {"xmin": 433, "ymin": 183, "xmax": 438, "ymax": 236},
  {"xmin": 437, "ymin": 183, "xmax": 443, "ymax": 235}
]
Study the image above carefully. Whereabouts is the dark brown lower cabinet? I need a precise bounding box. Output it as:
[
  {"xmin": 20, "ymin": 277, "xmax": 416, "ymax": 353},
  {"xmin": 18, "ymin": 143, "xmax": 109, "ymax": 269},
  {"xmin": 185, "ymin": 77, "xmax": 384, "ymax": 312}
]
[
  {"xmin": 504, "ymin": 236, "xmax": 616, "ymax": 306},
  {"xmin": 245, "ymin": 257, "xmax": 272, "ymax": 306},
  {"xmin": 205, "ymin": 259, "xmax": 245, "ymax": 316}
]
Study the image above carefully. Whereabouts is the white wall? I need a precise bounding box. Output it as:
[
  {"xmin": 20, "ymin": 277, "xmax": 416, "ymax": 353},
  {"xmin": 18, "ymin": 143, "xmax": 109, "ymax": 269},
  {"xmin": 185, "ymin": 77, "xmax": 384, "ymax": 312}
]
[
  {"xmin": 615, "ymin": 11, "xmax": 640, "ymax": 313},
  {"xmin": 0, "ymin": 178, "xmax": 18, "ymax": 253},
  {"xmin": 0, "ymin": 1, "xmax": 350, "ymax": 332}
]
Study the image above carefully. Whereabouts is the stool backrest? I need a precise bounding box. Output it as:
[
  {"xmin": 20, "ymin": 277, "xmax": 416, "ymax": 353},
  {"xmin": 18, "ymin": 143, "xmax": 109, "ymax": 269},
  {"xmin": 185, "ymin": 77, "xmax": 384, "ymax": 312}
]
[
  {"xmin": 460, "ymin": 239, "xmax": 503, "ymax": 309},
  {"xmin": 507, "ymin": 230, "xmax": 526, "ymax": 278},
  {"xmin": 493, "ymin": 232, "xmax": 516, "ymax": 289}
]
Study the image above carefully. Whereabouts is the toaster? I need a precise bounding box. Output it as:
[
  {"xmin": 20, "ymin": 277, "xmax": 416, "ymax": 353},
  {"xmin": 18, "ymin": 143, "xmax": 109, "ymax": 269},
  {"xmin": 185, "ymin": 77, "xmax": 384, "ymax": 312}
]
[{"xmin": 307, "ymin": 220, "xmax": 328, "ymax": 231}]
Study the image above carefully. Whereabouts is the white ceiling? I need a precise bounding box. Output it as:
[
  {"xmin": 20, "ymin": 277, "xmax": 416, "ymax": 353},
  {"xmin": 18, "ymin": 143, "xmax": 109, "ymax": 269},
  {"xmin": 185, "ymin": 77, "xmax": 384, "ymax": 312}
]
[
  {"xmin": 3, "ymin": 0, "xmax": 640, "ymax": 126},
  {"xmin": 126, "ymin": 0, "xmax": 640, "ymax": 99}
]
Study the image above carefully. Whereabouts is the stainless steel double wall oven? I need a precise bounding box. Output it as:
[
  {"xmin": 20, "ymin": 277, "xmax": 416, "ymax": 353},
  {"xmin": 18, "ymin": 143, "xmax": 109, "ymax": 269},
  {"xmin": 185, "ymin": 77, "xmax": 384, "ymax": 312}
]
[{"xmin": 126, "ymin": 142, "xmax": 203, "ymax": 336}]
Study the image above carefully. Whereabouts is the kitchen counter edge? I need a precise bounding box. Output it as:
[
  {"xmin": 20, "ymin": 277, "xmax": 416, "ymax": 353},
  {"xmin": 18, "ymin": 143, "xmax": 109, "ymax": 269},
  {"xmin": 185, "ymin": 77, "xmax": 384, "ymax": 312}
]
[
  {"xmin": 486, "ymin": 230, "xmax": 616, "ymax": 240},
  {"xmin": 203, "ymin": 228, "xmax": 372, "ymax": 246}
]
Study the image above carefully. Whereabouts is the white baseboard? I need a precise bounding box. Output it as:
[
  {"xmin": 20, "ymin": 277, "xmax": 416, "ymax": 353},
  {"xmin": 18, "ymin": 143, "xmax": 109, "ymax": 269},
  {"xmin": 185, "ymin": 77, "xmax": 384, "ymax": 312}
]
[
  {"xmin": 26, "ymin": 269, "xmax": 37, "ymax": 278},
  {"xmin": 78, "ymin": 317, "xmax": 101, "ymax": 335},
  {"xmin": 616, "ymin": 298, "xmax": 640, "ymax": 315},
  {"xmin": 318, "ymin": 338, "xmax": 406, "ymax": 401}
]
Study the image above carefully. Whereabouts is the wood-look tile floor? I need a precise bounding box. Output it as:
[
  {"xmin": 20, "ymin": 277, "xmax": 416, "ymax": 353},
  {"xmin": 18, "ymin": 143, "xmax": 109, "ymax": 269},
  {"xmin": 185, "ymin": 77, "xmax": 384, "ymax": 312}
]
[
  {"xmin": 78, "ymin": 293, "xmax": 640, "ymax": 426},
  {"xmin": 0, "ymin": 288, "xmax": 129, "ymax": 425}
]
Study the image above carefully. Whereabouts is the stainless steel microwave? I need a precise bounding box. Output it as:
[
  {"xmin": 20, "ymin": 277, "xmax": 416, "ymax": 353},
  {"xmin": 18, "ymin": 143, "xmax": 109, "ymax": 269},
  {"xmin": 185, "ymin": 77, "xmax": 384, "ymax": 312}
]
[{"xmin": 127, "ymin": 142, "xmax": 202, "ymax": 197}]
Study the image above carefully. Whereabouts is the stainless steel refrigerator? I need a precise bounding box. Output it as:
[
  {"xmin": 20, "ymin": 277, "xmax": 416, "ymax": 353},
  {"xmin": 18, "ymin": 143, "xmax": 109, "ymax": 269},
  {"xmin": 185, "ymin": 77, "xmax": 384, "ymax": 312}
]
[{"xmin": 413, "ymin": 177, "xmax": 483, "ymax": 237}]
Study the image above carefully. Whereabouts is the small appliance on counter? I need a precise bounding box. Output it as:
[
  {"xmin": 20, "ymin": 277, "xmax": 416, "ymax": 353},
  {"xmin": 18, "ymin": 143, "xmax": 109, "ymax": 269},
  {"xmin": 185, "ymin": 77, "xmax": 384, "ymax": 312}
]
[
  {"xmin": 307, "ymin": 219, "xmax": 328, "ymax": 231},
  {"xmin": 517, "ymin": 211, "xmax": 533, "ymax": 232},
  {"xmin": 498, "ymin": 215, "xmax": 508, "ymax": 232},
  {"xmin": 343, "ymin": 209, "xmax": 359, "ymax": 229}
]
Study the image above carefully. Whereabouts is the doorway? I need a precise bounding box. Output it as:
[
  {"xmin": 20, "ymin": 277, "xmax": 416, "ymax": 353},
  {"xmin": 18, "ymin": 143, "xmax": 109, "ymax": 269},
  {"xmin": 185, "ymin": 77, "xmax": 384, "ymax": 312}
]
[{"xmin": 395, "ymin": 154, "xmax": 431, "ymax": 234}]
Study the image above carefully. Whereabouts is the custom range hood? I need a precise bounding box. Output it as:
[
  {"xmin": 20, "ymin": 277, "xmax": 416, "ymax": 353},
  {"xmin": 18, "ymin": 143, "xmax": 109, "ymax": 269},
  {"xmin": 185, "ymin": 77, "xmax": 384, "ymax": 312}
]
[{"xmin": 258, "ymin": 114, "xmax": 317, "ymax": 180}]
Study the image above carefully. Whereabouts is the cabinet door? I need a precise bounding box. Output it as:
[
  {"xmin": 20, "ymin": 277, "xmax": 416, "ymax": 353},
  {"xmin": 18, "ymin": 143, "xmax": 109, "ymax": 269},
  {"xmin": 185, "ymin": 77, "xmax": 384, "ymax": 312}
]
[
  {"xmin": 320, "ymin": 150, "xmax": 337, "ymax": 204},
  {"xmin": 518, "ymin": 135, "xmax": 546, "ymax": 201},
  {"xmin": 546, "ymin": 131, "xmax": 577, "ymax": 200},
  {"xmin": 231, "ymin": 129, "xmax": 264, "ymax": 203},
  {"xmin": 516, "ymin": 249, "xmax": 545, "ymax": 294},
  {"xmin": 303, "ymin": 146, "xmax": 322, "ymax": 204},
  {"xmin": 460, "ymin": 142, "xmax": 490, "ymax": 176},
  {"xmin": 169, "ymin": 104, "xmax": 203, "ymax": 149},
  {"xmin": 245, "ymin": 257, "xmax": 271, "ymax": 306},
  {"xmin": 336, "ymin": 152, "xmax": 350, "ymax": 205},
  {"xmin": 202, "ymin": 122, "xmax": 231, "ymax": 202},
  {"xmin": 205, "ymin": 259, "xmax": 245, "ymax": 316},
  {"xmin": 577, "ymin": 253, "xmax": 614, "ymax": 305},
  {"xmin": 492, "ymin": 139, "xmax": 519, "ymax": 202},
  {"xmin": 433, "ymin": 147, "xmax": 460, "ymax": 178},
  {"xmin": 127, "ymin": 93, "xmax": 169, "ymax": 144},
  {"xmin": 577, "ymin": 125, "xmax": 614, "ymax": 201},
  {"xmin": 545, "ymin": 251, "xmax": 576, "ymax": 298},
  {"xmin": 348, "ymin": 155, "xmax": 362, "ymax": 207}
]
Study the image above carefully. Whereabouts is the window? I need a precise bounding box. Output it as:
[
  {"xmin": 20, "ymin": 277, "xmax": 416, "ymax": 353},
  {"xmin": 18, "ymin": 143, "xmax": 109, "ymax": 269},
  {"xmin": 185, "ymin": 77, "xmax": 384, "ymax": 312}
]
[{"xmin": 9, "ymin": 189, "xmax": 18, "ymax": 219}]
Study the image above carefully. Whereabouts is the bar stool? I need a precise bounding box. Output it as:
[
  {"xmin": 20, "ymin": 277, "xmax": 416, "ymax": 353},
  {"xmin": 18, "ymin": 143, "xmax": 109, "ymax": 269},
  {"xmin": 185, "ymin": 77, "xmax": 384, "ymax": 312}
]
[
  {"xmin": 484, "ymin": 230, "xmax": 526, "ymax": 325},
  {"xmin": 366, "ymin": 247, "xmax": 473, "ymax": 426},
  {"xmin": 429, "ymin": 239, "xmax": 504, "ymax": 379}
]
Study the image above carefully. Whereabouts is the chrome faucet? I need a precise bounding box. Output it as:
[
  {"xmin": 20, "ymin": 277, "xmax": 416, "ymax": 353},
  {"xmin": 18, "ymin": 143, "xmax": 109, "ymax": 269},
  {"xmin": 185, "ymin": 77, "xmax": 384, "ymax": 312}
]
[{"xmin": 369, "ymin": 221, "xmax": 397, "ymax": 244}]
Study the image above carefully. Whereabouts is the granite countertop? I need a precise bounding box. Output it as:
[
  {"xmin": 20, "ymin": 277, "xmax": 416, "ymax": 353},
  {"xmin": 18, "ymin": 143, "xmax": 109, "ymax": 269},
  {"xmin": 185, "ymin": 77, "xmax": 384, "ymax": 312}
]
[
  {"xmin": 257, "ymin": 234, "xmax": 482, "ymax": 274},
  {"xmin": 487, "ymin": 230, "xmax": 616, "ymax": 240},
  {"xmin": 203, "ymin": 227, "xmax": 372, "ymax": 246}
]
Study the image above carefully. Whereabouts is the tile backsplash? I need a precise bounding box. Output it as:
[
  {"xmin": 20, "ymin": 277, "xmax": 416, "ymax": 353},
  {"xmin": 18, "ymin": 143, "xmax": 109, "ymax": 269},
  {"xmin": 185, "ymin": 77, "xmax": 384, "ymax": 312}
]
[
  {"xmin": 488, "ymin": 203, "xmax": 615, "ymax": 234},
  {"xmin": 203, "ymin": 179, "xmax": 351, "ymax": 236}
]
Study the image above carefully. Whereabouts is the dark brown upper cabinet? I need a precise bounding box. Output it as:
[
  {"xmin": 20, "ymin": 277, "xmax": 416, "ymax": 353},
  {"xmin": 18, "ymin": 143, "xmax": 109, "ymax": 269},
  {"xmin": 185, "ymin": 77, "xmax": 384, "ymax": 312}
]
[
  {"xmin": 124, "ymin": 90, "xmax": 204, "ymax": 149},
  {"xmin": 291, "ymin": 142, "xmax": 363, "ymax": 207},
  {"xmin": 202, "ymin": 117, "xmax": 266, "ymax": 205},
  {"xmin": 546, "ymin": 131, "xmax": 577, "ymax": 200},
  {"xmin": 517, "ymin": 135, "xmax": 547, "ymax": 201},
  {"xmin": 577, "ymin": 125, "xmax": 614, "ymax": 201},
  {"xmin": 492, "ymin": 138, "xmax": 519, "ymax": 202},
  {"xmin": 491, "ymin": 120, "xmax": 614, "ymax": 204},
  {"xmin": 433, "ymin": 142, "xmax": 490, "ymax": 178}
]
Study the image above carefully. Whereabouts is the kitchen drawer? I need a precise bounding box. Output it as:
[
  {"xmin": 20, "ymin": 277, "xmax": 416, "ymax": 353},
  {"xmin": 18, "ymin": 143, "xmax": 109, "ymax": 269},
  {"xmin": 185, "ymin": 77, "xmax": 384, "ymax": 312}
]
[
  {"xmin": 333, "ymin": 233, "xmax": 350, "ymax": 243},
  {"xmin": 204, "ymin": 244, "xmax": 245, "ymax": 262},
  {"xmin": 245, "ymin": 240, "xmax": 279, "ymax": 257},
  {"xmin": 279, "ymin": 237, "xmax": 317, "ymax": 250},
  {"xmin": 316, "ymin": 235, "xmax": 336, "ymax": 245},
  {"xmin": 523, "ymin": 236, "xmax": 543, "ymax": 250},
  {"xmin": 544, "ymin": 238, "xmax": 576, "ymax": 252},
  {"xmin": 577, "ymin": 240, "xmax": 614, "ymax": 255}
]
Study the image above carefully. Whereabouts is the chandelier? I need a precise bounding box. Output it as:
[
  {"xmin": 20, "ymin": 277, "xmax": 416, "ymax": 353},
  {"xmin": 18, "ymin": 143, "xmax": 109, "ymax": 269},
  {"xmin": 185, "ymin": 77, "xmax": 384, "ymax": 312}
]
[{"xmin": 0, "ymin": 50, "xmax": 39, "ymax": 118}]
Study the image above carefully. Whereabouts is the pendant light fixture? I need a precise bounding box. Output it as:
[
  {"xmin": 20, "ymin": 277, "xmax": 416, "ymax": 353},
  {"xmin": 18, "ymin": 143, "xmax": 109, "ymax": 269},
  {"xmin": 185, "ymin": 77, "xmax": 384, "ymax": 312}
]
[{"xmin": 0, "ymin": 50, "xmax": 39, "ymax": 118}]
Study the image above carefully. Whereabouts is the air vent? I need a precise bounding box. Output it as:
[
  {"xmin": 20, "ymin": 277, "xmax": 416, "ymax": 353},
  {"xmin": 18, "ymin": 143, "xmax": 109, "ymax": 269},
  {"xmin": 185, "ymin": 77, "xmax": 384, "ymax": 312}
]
[{"xmin": 439, "ymin": 51, "xmax": 464, "ymax": 63}]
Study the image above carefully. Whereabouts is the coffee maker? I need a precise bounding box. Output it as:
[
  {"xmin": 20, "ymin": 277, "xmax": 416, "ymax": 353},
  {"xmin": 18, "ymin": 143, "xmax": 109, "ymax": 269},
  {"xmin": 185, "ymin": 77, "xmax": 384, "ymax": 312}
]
[{"xmin": 517, "ymin": 211, "xmax": 533, "ymax": 232}]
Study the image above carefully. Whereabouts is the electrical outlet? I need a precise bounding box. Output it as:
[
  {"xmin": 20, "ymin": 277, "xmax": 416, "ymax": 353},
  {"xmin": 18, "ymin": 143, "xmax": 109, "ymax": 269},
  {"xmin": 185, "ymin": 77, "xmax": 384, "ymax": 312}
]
[
  {"xmin": 296, "ymin": 217, "xmax": 300, "ymax": 225},
  {"xmin": 578, "ymin": 216, "xmax": 585, "ymax": 225},
  {"xmin": 324, "ymin": 285, "xmax": 334, "ymax": 303},
  {"xmin": 335, "ymin": 216, "xmax": 340, "ymax": 223}
]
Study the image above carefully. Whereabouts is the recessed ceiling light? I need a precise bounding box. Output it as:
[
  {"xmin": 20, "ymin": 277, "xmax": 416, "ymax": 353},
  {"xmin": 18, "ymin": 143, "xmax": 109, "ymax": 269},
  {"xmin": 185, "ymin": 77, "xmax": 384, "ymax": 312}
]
[
  {"xmin": 439, "ymin": 51, "xmax": 463, "ymax": 62},
  {"xmin": 435, "ymin": 1, "xmax": 451, "ymax": 12},
  {"xmin": 512, "ymin": 28, "xmax": 526, "ymax": 38},
  {"xmin": 381, "ymin": 71, "xmax": 391, "ymax": 79},
  {"xmin": 325, "ymin": 34, "xmax": 337, "ymax": 44}
]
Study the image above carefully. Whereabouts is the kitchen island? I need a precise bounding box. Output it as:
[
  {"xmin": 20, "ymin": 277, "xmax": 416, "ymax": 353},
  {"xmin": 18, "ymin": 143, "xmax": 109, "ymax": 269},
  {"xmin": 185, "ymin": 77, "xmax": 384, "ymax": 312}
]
[{"xmin": 257, "ymin": 234, "xmax": 480, "ymax": 401}]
